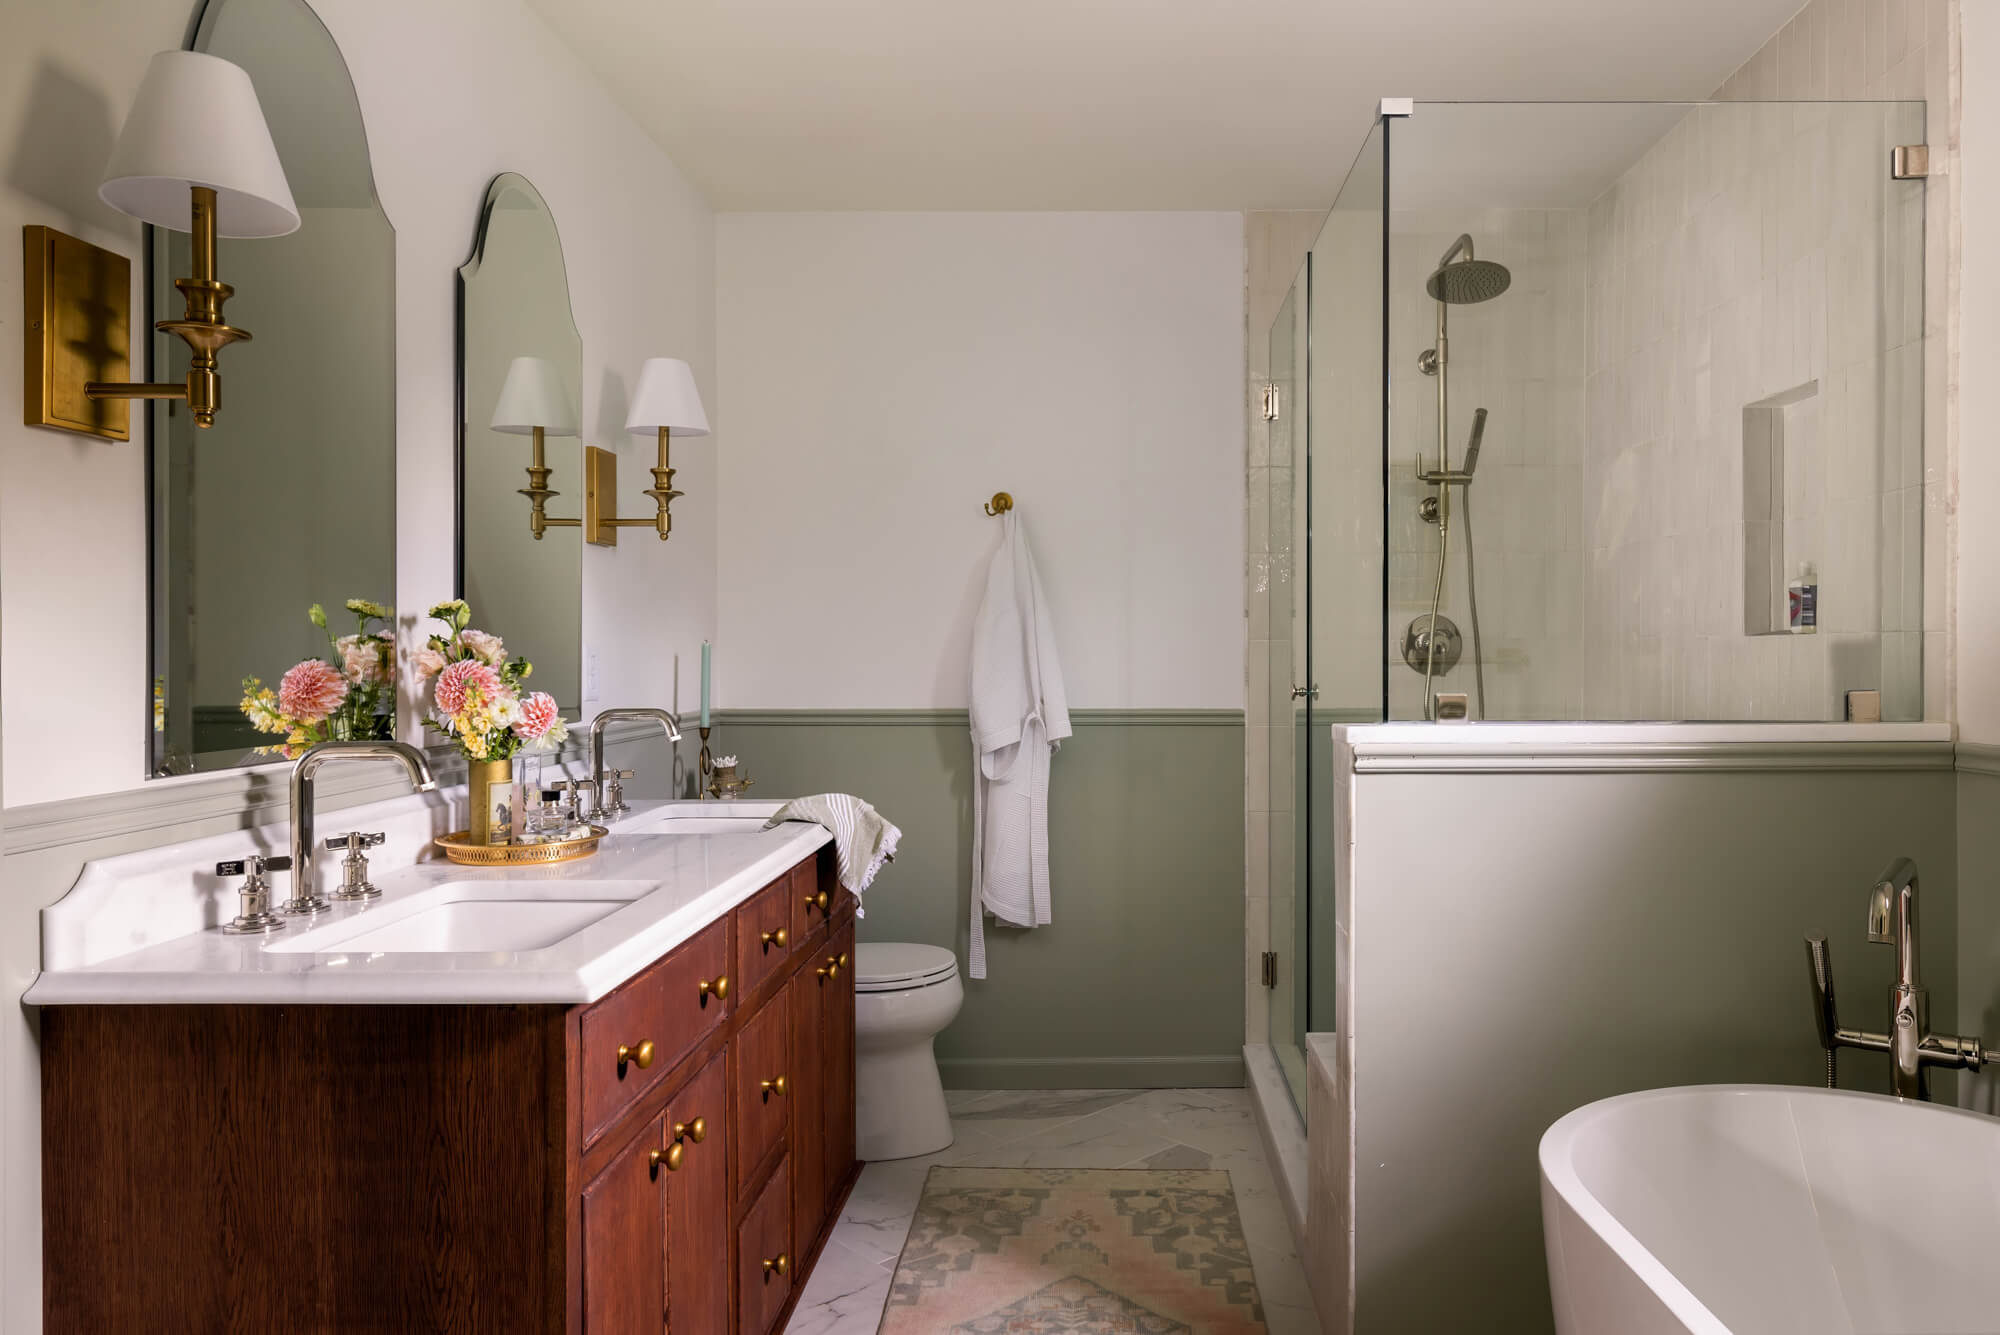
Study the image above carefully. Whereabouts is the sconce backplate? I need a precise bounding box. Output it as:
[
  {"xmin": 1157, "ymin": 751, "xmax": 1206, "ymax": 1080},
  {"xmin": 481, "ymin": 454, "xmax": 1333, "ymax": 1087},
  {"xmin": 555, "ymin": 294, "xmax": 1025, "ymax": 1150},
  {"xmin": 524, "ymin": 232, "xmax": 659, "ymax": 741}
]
[
  {"xmin": 22, "ymin": 226, "xmax": 131, "ymax": 441},
  {"xmin": 585, "ymin": 445, "xmax": 618, "ymax": 547}
]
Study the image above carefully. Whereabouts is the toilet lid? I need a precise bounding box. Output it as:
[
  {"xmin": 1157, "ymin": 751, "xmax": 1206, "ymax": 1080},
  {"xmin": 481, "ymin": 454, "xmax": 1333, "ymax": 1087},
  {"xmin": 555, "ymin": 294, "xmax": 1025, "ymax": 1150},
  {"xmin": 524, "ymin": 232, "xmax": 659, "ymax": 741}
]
[{"xmin": 854, "ymin": 942, "xmax": 959, "ymax": 992}]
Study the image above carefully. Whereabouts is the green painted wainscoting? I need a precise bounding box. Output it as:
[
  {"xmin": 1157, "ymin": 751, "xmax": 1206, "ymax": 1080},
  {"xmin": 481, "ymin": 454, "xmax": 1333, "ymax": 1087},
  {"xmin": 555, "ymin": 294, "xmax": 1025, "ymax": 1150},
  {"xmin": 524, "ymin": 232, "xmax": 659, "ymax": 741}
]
[{"xmin": 713, "ymin": 709, "xmax": 1246, "ymax": 1089}]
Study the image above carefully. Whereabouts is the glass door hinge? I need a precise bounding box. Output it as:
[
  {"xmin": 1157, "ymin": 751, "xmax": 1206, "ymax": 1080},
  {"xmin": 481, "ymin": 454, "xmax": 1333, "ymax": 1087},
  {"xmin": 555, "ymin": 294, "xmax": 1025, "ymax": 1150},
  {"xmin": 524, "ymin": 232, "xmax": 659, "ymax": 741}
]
[
  {"xmin": 1260, "ymin": 384, "xmax": 1280, "ymax": 421},
  {"xmin": 1892, "ymin": 145, "xmax": 1930, "ymax": 179},
  {"xmin": 1261, "ymin": 952, "xmax": 1278, "ymax": 988}
]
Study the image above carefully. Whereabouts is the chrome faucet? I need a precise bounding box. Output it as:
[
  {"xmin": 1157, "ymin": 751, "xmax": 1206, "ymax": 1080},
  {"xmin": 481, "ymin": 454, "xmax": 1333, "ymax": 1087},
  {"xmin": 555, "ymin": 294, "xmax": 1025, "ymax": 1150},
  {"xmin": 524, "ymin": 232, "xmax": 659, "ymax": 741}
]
[
  {"xmin": 588, "ymin": 708, "xmax": 680, "ymax": 820},
  {"xmin": 1805, "ymin": 857, "xmax": 1998, "ymax": 1099},
  {"xmin": 281, "ymin": 740, "xmax": 437, "ymax": 917}
]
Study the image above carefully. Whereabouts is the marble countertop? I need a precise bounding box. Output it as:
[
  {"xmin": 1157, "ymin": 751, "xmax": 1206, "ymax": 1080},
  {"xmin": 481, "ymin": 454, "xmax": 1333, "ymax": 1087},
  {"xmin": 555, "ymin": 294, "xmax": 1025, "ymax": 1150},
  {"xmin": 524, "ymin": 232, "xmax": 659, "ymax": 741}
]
[{"xmin": 24, "ymin": 801, "xmax": 830, "ymax": 1007}]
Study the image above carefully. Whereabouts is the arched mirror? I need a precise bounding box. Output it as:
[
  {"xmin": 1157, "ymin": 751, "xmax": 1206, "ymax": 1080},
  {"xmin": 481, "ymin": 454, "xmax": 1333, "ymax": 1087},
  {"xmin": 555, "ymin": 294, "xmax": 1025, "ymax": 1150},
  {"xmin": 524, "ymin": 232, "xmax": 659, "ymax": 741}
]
[
  {"xmin": 146, "ymin": 0, "xmax": 397, "ymax": 776},
  {"xmin": 456, "ymin": 173, "xmax": 583, "ymax": 711}
]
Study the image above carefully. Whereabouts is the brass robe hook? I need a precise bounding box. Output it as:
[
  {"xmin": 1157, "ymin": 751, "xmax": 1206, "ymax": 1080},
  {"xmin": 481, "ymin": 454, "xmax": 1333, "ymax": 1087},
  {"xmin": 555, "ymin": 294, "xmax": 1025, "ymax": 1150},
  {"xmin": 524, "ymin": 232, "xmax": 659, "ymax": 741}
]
[{"xmin": 984, "ymin": 492, "xmax": 1013, "ymax": 517}]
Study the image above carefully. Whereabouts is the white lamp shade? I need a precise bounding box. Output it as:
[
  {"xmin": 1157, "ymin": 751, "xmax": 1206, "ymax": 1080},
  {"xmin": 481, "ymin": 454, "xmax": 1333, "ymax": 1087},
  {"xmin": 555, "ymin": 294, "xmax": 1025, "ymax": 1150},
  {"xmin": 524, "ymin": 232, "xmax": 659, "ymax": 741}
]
[
  {"xmin": 99, "ymin": 51, "xmax": 299, "ymax": 238},
  {"xmin": 624, "ymin": 358, "xmax": 710, "ymax": 437},
  {"xmin": 491, "ymin": 356, "xmax": 579, "ymax": 436}
]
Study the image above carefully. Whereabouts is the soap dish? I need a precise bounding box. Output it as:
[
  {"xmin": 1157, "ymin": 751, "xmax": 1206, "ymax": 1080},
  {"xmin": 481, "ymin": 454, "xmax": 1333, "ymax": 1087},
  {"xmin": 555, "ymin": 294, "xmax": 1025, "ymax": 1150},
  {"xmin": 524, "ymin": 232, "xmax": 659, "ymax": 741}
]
[{"xmin": 434, "ymin": 824, "xmax": 609, "ymax": 866}]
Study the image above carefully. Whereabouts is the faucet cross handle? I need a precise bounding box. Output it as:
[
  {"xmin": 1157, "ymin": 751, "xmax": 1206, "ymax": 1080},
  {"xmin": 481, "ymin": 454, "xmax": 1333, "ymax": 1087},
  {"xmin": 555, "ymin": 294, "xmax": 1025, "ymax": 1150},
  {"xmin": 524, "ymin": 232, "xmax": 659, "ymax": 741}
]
[
  {"xmin": 217, "ymin": 854, "xmax": 292, "ymax": 935},
  {"xmin": 325, "ymin": 831, "xmax": 387, "ymax": 901},
  {"xmin": 603, "ymin": 768, "xmax": 635, "ymax": 816}
]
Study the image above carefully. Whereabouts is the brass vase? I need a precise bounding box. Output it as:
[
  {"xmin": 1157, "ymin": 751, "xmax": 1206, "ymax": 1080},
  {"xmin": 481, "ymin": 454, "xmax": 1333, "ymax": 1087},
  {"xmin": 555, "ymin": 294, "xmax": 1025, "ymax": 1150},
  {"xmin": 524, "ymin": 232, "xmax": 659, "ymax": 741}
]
[{"xmin": 467, "ymin": 757, "xmax": 513, "ymax": 845}]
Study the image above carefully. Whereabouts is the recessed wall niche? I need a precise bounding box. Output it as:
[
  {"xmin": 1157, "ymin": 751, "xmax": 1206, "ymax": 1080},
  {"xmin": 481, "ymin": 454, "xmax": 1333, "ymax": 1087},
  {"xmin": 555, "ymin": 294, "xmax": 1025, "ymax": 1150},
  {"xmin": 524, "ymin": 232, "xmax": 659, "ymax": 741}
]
[{"xmin": 1741, "ymin": 380, "xmax": 1818, "ymax": 637}]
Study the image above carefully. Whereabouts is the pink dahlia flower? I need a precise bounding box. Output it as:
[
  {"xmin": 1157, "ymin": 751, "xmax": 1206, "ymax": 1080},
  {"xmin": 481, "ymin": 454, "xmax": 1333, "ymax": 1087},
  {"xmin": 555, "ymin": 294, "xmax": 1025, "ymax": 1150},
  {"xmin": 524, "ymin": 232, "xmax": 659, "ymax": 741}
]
[
  {"xmin": 514, "ymin": 691, "xmax": 559, "ymax": 741},
  {"xmin": 278, "ymin": 659, "xmax": 348, "ymax": 723},
  {"xmin": 434, "ymin": 659, "xmax": 500, "ymax": 715}
]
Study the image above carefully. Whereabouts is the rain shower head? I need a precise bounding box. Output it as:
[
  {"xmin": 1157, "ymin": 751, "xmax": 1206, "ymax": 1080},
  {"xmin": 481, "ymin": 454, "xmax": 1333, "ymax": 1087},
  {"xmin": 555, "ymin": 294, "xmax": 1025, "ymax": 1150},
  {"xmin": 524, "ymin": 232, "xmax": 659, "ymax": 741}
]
[{"xmin": 1427, "ymin": 233, "xmax": 1512, "ymax": 304}]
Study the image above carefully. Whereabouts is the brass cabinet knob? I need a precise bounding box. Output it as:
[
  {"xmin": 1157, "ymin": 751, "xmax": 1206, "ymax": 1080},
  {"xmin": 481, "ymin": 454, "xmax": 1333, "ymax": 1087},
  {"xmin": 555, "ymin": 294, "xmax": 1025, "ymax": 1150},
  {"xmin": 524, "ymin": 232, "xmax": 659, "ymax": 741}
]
[
  {"xmin": 762, "ymin": 1253, "xmax": 788, "ymax": 1278},
  {"xmin": 673, "ymin": 1116, "xmax": 706, "ymax": 1145},
  {"xmin": 698, "ymin": 976, "xmax": 730, "ymax": 1006},
  {"xmin": 648, "ymin": 1141, "xmax": 683, "ymax": 1173},
  {"xmin": 804, "ymin": 890, "xmax": 829, "ymax": 915},
  {"xmin": 760, "ymin": 1076, "xmax": 787, "ymax": 1098},
  {"xmin": 839, "ymin": 951, "xmax": 850, "ymax": 968},
  {"xmin": 761, "ymin": 928, "xmax": 788, "ymax": 951},
  {"xmin": 817, "ymin": 954, "xmax": 843, "ymax": 980},
  {"xmin": 616, "ymin": 1039, "xmax": 655, "ymax": 1073}
]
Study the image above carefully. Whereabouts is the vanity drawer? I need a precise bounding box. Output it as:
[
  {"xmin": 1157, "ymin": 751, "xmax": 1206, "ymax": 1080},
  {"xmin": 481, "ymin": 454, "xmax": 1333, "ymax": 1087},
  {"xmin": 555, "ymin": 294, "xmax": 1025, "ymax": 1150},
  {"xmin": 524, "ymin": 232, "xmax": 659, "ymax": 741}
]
[
  {"xmin": 579, "ymin": 916, "xmax": 731, "ymax": 1148},
  {"xmin": 736, "ymin": 1158, "xmax": 793, "ymax": 1335},
  {"xmin": 790, "ymin": 856, "xmax": 832, "ymax": 954},
  {"xmin": 734, "ymin": 875, "xmax": 797, "ymax": 997},
  {"xmin": 731, "ymin": 983, "xmax": 792, "ymax": 1193}
]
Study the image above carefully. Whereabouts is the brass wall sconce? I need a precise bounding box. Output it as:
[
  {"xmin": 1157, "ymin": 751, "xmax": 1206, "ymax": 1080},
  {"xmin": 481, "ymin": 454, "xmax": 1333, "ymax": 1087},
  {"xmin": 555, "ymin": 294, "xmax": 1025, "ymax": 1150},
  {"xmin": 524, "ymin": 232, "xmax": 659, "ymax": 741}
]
[
  {"xmin": 23, "ymin": 51, "xmax": 297, "ymax": 440},
  {"xmin": 598, "ymin": 357, "xmax": 710, "ymax": 546},
  {"xmin": 494, "ymin": 356, "xmax": 709, "ymax": 546},
  {"xmin": 491, "ymin": 355, "xmax": 585, "ymax": 540}
]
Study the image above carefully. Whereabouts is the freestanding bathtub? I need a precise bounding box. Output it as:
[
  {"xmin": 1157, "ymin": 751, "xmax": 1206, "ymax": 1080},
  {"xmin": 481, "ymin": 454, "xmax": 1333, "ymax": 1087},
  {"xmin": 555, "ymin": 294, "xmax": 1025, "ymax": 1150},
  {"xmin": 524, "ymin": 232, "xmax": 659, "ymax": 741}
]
[{"xmin": 1539, "ymin": 1085, "xmax": 2000, "ymax": 1335}]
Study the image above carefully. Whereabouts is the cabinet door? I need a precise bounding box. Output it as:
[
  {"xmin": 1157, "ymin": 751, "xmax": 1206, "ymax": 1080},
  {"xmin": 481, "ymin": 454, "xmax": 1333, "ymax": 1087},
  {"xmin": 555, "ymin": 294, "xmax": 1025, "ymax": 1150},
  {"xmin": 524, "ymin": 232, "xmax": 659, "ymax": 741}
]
[
  {"xmin": 665, "ymin": 1054, "xmax": 729, "ymax": 1334},
  {"xmin": 736, "ymin": 1159, "xmax": 793, "ymax": 1335},
  {"xmin": 789, "ymin": 971, "xmax": 825, "ymax": 1261},
  {"xmin": 581, "ymin": 1113, "xmax": 667, "ymax": 1334},
  {"xmin": 731, "ymin": 986, "xmax": 792, "ymax": 1194},
  {"xmin": 823, "ymin": 917, "xmax": 858, "ymax": 1215}
]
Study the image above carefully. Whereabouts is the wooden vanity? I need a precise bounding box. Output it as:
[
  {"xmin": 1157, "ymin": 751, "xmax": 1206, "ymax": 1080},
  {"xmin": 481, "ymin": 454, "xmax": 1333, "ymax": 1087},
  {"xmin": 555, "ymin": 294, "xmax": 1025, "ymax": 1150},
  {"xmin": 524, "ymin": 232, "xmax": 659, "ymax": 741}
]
[{"xmin": 40, "ymin": 845, "xmax": 858, "ymax": 1334}]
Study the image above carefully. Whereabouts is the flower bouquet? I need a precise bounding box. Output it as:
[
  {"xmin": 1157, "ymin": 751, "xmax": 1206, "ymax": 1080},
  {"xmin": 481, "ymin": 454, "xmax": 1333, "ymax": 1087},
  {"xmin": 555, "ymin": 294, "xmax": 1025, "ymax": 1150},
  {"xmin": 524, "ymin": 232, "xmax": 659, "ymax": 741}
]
[
  {"xmin": 417, "ymin": 600, "xmax": 567, "ymax": 842},
  {"xmin": 240, "ymin": 599, "xmax": 398, "ymax": 759}
]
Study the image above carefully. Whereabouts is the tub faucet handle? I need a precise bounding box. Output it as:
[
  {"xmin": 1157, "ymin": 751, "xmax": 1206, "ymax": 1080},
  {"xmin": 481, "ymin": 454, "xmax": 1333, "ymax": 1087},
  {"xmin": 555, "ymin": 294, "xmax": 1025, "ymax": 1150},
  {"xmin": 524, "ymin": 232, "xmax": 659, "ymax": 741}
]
[{"xmin": 1805, "ymin": 935, "xmax": 1838, "ymax": 1051}]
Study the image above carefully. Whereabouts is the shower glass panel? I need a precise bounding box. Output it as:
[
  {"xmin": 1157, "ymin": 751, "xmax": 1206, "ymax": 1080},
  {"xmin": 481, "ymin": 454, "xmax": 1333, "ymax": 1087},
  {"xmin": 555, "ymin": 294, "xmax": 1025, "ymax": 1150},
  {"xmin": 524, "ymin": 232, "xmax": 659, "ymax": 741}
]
[
  {"xmin": 1382, "ymin": 101, "xmax": 1927, "ymax": 722},
  {"xmin": 1266, "ymin": 275, "xmax": 1307, "ymax": 1107},
  {"xmin": 1267, "ymin": 119, "xmax": 1390, "ymax": 1117}
]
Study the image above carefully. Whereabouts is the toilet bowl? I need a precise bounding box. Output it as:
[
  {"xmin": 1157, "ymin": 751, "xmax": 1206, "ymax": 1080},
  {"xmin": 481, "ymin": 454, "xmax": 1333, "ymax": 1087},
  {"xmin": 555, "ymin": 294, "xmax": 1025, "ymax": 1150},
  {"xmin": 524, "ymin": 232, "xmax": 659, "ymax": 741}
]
[{"xmin": 853, "ymin": 942, "xmax": 963, "ymax": 1161}]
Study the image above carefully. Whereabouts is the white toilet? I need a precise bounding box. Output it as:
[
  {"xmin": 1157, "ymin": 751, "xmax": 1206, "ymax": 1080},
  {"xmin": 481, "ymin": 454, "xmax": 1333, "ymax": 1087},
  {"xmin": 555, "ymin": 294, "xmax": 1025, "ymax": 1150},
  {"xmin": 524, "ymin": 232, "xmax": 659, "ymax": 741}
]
[{"xmin": 853, "ymin": 942, "xmax": 963, "ymax": 1161}]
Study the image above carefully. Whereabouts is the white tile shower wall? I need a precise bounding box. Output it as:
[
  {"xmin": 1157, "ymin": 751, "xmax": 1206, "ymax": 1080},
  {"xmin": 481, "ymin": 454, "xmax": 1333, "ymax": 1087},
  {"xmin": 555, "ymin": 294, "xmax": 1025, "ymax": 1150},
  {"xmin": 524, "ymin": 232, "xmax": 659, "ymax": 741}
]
[
  {"xmin": 1388, "ymin": 208, "xmax": 1590, "ymax": 720},
  {"xmin": 1582, "ymin": 97, "xmax": 1928, "ymax": 721}
]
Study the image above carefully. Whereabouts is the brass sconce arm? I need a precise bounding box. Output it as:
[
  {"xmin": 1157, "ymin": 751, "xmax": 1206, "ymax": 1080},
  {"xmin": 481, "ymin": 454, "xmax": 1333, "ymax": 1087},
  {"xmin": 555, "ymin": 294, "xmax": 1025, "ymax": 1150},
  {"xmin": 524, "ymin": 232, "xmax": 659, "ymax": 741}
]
[
  {"xmin": 85, "ymin": 186, "xmax": 250, "ymax": 429},
  {"xmin": 585, "ymin": 427, "xmax": 684, "ymax": 546}
]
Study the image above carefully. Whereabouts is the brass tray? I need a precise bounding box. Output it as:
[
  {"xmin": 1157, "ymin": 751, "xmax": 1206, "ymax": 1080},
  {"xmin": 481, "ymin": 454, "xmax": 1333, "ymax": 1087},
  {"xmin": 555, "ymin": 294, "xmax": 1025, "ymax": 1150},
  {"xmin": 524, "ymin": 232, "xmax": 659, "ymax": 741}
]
[{"xmin": 433, "ymin": 824, "xmax": 609, "ymax": 866}]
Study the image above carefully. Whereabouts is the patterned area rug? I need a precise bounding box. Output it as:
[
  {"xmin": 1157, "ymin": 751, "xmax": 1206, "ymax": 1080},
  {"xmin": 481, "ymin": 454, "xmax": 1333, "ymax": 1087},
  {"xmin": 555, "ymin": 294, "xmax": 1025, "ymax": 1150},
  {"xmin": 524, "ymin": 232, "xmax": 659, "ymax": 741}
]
[{"xmin": 879, "ymin": 1168, "xmax": 1267, "ymax": 1334}]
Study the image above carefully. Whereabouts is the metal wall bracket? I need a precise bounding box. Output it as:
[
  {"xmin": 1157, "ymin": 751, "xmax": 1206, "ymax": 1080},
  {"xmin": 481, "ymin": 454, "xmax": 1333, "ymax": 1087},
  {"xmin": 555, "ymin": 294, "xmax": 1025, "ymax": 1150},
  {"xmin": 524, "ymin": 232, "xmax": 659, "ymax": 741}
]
[
  {"xmin": 1261, "ymin": 952, "xmax": 1278, "ymax": 988},
  {"xmin": 22, "ymin": 226, "xmax": 131, "ymax": 441},
  {"xmin": 1892, "ymin": 145, "xmax": 1930, "ymax": 180},
  {"xmin": 1260, "ymin": 384, "xmax": 1280, "ymax": 422}
]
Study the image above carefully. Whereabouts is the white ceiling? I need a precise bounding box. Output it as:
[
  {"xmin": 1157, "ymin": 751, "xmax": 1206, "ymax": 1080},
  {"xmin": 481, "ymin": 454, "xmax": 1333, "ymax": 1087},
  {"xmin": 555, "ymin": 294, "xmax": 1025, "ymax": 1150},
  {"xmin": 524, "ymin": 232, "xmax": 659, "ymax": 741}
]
[{"xmin": 528, "ymin": 0, "xmax": 1805, "ymax": 212}]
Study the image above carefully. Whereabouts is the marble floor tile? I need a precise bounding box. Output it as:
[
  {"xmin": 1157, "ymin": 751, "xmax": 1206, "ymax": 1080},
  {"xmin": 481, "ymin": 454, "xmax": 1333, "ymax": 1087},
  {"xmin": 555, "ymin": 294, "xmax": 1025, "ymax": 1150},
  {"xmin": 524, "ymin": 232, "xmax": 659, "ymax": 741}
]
[
  {"xmin": 785, "ymin": 1236, "xmax": 895, "ymax": 1335},
  {"xmin": 948, "ymin": 1087, "xmax": 1143, "ymax": 1120},
  {"xmin": 784, "ymin": 1088, "xmax": 1317, "ymax": 1334}
]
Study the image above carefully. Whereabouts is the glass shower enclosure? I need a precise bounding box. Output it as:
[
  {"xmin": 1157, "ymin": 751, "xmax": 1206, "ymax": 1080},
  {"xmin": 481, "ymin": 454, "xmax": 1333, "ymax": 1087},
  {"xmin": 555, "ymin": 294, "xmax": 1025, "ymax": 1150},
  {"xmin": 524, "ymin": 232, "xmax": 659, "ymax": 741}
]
[{"xmin": 1266, "ymin": 98, "xmax": 1929, "ymax": 1113}]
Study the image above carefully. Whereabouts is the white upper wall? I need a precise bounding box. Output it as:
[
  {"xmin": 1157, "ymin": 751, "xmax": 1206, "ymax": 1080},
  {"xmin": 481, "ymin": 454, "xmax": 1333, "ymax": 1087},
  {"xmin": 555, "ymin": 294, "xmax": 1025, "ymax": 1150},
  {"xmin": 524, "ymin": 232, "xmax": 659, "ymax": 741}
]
[
  {"xmin": 0, "ymin": 0, "xmax": 717, "ymax": 807},
  {"xmin": 715, "ymin": 212, "xmax": 1244, "ymax": 710}
]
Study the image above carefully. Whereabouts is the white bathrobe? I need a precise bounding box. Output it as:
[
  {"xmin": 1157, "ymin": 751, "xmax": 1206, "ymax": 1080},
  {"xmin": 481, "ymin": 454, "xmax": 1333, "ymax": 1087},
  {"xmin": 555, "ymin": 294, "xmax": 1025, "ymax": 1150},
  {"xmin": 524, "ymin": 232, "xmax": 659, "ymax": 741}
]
[{"xmin": 968, "ymin": 511, "xmax": 1070, "ymax": 979}]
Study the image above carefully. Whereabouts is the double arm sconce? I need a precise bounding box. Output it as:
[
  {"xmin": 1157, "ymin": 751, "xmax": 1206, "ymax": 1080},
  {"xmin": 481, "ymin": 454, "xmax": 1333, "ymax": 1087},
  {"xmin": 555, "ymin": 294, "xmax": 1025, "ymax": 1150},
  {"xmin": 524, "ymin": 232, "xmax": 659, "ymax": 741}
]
[
  {"xmin": 24, "ymin": 51, "xmax": 297, "ymax": 440},
  {"xmin": 493, "ymin": 355, "xmax": 710, "ymax": 545}
]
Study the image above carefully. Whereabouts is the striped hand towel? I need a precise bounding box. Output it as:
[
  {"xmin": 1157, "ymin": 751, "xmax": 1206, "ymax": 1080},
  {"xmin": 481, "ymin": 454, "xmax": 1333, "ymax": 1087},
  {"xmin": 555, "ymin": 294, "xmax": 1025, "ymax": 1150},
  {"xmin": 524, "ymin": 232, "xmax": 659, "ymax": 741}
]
[{"xmin": 763, "ymin": 794, "xmax": 900, "ymax": 910}]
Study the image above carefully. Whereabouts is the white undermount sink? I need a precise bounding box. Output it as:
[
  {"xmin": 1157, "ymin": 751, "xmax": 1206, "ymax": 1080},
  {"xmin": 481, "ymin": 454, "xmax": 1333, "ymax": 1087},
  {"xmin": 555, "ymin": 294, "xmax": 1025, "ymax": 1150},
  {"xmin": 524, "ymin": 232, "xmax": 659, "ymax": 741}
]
[
  {"xmin": 264, "ymin": 880, "xmax": 657, "ymax": 954},
  {"xmin": 618, "ymin": 803, "xmax": 781, "ymax": 836}
]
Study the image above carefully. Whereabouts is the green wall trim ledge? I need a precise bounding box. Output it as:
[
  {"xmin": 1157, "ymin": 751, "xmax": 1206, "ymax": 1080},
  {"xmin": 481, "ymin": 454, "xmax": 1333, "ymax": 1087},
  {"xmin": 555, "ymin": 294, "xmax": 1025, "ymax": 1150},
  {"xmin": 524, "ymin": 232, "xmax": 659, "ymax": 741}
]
[{"xmin": 718, "ymin": 708, "xmax": 1246, "ymax": 1088}]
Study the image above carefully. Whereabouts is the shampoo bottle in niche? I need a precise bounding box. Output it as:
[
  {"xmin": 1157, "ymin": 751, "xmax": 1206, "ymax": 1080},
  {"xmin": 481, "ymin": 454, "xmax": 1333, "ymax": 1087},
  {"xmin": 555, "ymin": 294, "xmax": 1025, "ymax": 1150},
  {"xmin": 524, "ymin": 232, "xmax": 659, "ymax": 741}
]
[{"xmin": 1788, "ymin": 562, "xmax": 1818, "ymax": 634}]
